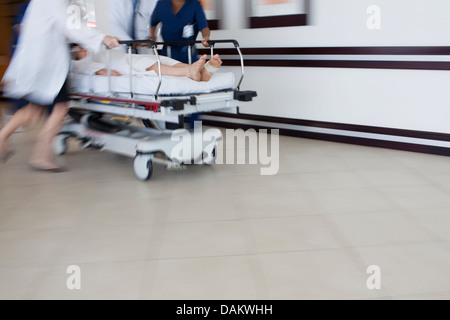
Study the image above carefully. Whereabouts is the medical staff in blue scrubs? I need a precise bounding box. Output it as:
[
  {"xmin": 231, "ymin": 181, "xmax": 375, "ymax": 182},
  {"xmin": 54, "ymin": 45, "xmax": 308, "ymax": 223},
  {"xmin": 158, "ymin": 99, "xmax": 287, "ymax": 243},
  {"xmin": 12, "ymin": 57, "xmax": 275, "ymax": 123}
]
[{"xmin": 150, "ymin": 0, "xmax": 210, "ymax": 64}]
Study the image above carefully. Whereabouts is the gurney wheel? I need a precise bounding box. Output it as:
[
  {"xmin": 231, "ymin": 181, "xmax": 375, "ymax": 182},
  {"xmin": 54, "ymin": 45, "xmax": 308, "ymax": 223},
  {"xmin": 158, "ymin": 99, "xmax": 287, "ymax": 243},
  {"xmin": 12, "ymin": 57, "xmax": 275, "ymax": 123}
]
[
  {"xmin": 202, "ymin": 147, "xmax": 217, "ymax": 166},
  {"xmin": 134, "ymin": 155, "xmax": 153, "ymax": 181},
  {"xmin": 53, "ymin": 134, "xmax": 69, "ymax": 156}
]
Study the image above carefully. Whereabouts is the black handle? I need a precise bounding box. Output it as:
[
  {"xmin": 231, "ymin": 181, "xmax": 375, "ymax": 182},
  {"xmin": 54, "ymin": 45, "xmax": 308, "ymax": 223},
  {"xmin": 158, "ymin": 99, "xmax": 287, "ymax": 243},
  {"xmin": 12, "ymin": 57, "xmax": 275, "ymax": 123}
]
[
  {"xmin": 157, "ymin": 39, "xmax": 240, "ymax": 47},
  {"xmin": 118, "ymin": 39, "xmax": 240, "ymax": 48},
  {"xmin": 118, "ymin": 39, "xmax": 157, "ymax": 47}
]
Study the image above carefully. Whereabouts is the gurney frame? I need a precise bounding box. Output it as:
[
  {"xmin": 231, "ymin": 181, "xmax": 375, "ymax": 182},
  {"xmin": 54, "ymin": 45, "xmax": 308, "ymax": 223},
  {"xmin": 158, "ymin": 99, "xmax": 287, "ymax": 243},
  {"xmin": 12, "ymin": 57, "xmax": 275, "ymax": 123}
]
[{"xmin": 57, "ymin": 39, "xmax": 257, "ymax": 181}]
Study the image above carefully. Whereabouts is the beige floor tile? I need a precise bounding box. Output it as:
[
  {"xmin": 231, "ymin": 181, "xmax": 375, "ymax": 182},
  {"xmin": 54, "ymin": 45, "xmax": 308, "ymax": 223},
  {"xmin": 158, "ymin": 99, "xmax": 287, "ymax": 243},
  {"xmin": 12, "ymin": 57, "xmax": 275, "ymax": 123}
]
[
  {"xmin": 313, "ymin": 188, "xmax": 396, "ymax": 215},
  {"xmin": 337, "ymin": 151, "xmax": 406, "ymax": 171},
  {"xmin": 0, "ymin": 200, "xmax": 92, "ymax": 230},
  {"xmin": 278, "ymin": 154, "xmax": 349, "ymax": 174},
  {"xmin": 355, "ymin": 242, "xmax": 450, "ymax": 296},
  {"xmin": 389, "ymin": 152, "xmax": 450, "ymax": 171},
  {"xmin": 165, "ymin": 194, "xmax": 242, "ymax": 223},
  {"xmin": 158, "ymin": 220, "xmax": 248, "ymax": 259},
  {"xmin": 2, "ymin": 129, "xmax": 450, "ymax": 299},
  {"xmin": 81, "ymin": 197, "xmax": 165, "ymax": 227},
  {"xmin": 34, "ymin": 261, "xmax": 148, "ymax": 300},
  {"xmin": 249, "ymin": 216, "xmax": 344, "ymax": 253},
  {"xmin": 299, "ymin": 171, "xmax": 368, "ymax": 190},
  {"xmin": 355, "ymin": 168, "xmax": 431, "ymax": 187},
  {"xmin": 420, "ymin": 170, "xmax": 450, "ymax": 189},
  {"xmin": 329, "ymin": 212, "xmax": 434, "ymax": 247},
  {"xmin": 169, "ymin": 170, "xmax": 258, "ymax": 197},
  {"xmin": 241, "ymin": 191, "xmax": 321, "ymax": 219},
  {"xmin": 407, "ymin": 208, "xmax": 450, "ymax": 241},
  {"xmin": 258, "ymin": 249, "xmax": 388, "ymax": 300},
  {"xmin": 147, "ymin": 256, "xmax": 262, "ymax": 300},
  {"xmin": 0, "ymin": 265, "xmax": 53, "ymax": 299},
  {"xmin": 57, "ymin": 224, "xmax": 153, "ymax": 264},
  {"xmin": 380, "ymin": 185, "xmax": 450, "ymax": 211},
  {"xmin": 227, "ymin": 174, "xmax": 310, "ymax": 195},
  {"xmin": 0, "ymin": 228, "xmax": 75, "ymax": 268}
]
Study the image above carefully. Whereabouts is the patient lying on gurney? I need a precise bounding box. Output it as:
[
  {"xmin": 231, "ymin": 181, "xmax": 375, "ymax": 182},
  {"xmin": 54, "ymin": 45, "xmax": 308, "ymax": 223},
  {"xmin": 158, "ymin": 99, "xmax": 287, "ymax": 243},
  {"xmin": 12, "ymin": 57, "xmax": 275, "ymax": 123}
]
[{"xmin": 71, "ymin": 45, "xmax": 222, "ymax": 82}]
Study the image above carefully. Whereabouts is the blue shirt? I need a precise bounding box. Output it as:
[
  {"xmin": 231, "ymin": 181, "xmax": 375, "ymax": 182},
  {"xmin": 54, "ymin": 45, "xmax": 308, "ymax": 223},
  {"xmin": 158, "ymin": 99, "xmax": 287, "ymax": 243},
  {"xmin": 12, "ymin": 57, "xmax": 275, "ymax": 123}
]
[{"xmin": 151, "ymin": 0, "xmax": 208, "ymax": 63}]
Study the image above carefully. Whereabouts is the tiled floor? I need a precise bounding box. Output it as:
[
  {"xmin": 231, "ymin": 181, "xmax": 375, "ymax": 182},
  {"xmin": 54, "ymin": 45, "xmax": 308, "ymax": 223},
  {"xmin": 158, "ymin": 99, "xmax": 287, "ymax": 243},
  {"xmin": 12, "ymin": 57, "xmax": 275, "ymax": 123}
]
[{"xmin": 1, "ymin": 120, "xmax": 450, "ymax": 300}]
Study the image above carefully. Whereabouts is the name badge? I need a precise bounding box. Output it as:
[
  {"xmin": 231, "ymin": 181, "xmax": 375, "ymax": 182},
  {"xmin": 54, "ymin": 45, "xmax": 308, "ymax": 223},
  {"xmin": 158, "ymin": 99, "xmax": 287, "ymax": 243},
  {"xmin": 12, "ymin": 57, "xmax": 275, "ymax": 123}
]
[{"xmin": 182, "ymin": 24, "xmax": 195, "ymax": 38}]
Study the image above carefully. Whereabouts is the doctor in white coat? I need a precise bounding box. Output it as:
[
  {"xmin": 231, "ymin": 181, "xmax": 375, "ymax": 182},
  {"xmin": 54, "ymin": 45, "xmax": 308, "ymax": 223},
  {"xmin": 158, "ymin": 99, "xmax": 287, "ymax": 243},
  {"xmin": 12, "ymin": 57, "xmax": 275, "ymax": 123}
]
[
  {"xmin": 0, "ymin": 0, "xmax": 120, "ymax": 171},
  {"xmin": 109, "ymin": 0, "xmax": 158, "ymax": 52}
]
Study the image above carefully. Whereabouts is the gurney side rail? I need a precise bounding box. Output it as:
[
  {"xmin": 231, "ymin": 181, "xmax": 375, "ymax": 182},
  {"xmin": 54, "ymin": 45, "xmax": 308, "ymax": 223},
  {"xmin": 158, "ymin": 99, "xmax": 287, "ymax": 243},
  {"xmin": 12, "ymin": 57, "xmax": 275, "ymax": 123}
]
[{"xmin": 117, "ymin": 39, "xmax": 246, "ymax": 91}]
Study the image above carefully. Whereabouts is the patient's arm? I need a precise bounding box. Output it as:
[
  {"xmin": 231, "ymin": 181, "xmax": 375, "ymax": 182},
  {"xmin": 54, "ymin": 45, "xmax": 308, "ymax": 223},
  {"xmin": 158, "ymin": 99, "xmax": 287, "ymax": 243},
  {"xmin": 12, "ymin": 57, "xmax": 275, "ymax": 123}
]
[{"xmin": 95, "ymin": 69, "xmax": 122, "ymax": 77}]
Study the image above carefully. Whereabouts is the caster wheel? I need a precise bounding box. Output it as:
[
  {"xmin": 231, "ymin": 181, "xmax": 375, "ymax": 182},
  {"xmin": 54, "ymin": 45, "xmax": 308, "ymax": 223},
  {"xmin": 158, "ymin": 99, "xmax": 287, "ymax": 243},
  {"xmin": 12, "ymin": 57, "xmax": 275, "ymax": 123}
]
[
  {"xmin": 142, "ymin": 119, "xmax": 155, "ymax": 128},
  {"xmin": 134, "ymin": 155, "xmax": 153, "ymax": 181},
  {"xmin": 53, "ymin": 135, "xmax": 69, "ymax": 156},
  {"xmin": 202, "ymin": 147, "xmax": 216, "ymax": 166}
]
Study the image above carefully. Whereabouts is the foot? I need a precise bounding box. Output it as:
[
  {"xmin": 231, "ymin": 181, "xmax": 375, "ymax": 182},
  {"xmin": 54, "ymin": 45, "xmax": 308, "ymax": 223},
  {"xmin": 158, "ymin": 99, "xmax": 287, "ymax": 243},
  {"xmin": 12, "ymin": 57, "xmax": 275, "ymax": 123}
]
[
  {"xmin": 0, "ymin": 141, "xmax": 15, "ymax": 163},
  {"xmin": 201, "ymin": 54, "xmax": 223, "ymax": 81},
  {"xmin": 209, "ymin": 54, "xmax": 223, "ymax": 69},
  {"xmin": 28, "ymin": 159, "xmax": 66, "ymax": 172},
  {"xmin": 200, "ymin": 69, "xmax": 212, "ymax": 82},
  {"xmin": 186, "ymin": 55, "xmax": 207, "ymax": 81}
]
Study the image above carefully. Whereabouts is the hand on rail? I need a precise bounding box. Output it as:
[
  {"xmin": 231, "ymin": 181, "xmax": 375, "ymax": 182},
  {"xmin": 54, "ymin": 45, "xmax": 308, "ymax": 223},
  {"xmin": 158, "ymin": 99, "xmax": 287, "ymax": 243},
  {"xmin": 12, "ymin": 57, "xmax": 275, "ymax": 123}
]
[
  {"xmin": 202, "ymin": 36, "xmax": 210, "ymax": 48},
  {"xmin": 102, "ymin": 36, "xmax": 120, "ymax": 49}
]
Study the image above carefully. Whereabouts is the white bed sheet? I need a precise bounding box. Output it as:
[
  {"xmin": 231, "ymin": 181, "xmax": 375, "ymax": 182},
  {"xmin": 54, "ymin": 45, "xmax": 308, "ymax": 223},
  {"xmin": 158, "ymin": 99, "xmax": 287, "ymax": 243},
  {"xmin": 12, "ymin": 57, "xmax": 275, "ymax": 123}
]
[{"xmin": 69, "ymin": 72, "xmax": 235, "ymax": 96}]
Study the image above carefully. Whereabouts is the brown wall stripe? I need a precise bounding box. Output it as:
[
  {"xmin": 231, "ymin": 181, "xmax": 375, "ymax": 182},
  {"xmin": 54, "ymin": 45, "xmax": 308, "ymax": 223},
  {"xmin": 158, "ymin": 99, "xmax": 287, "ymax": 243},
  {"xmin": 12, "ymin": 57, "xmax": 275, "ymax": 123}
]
[
  {"xmin": 202, "ymin": 118, "xmax": 450, "ymax": 157},
  {"xmin": 220, "ymin": 59, "xmax": 450, "ymax": 71},
  {"xmin": 201, "ymin": 46, "xmax": 450, "ymax": 56},
  {"xmin": 198, "ymin": 46, "xmax": 450, "ymax": 70},
  {"xmin": 205, "ymin": 112, "xmax": 450, "ymax": 142},
  {"xmin": 250, "ymin": 14, "xmax": 308, "ymax": 29}
]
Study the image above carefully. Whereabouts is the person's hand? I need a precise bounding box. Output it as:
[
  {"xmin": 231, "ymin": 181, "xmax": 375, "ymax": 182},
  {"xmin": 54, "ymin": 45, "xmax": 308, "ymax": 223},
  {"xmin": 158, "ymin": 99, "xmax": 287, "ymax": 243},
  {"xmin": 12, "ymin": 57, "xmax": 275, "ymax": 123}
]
[
  {"xmin": 102, "ymin": 36, "xmax": 120, "ymax": 49},
  {"xmin": 202, "ymin": 36, "xmax": 210, "ymax": 47},
  {"xmin": 95, "ymin": 69, "xmax": 122, "ymax": 77}
]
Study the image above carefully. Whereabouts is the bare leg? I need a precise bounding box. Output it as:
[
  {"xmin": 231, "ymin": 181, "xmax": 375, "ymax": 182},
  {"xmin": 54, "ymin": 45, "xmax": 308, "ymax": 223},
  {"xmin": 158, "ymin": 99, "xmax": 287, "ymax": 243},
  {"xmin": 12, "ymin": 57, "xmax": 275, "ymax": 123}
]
[
  {"xmin": 201, "ymin": 54, "xmax": 223, "ymax": 82},
  {"xmin": 146, "ymin": 55, "xmax": 207, "ymax": 81},
  {"xmin": 0, "ymin": 103, "xmax": 44, "ymax": 159},
  {"xmin": 29, "ymin": 102, "xmax": 69, "ymax": 170}
]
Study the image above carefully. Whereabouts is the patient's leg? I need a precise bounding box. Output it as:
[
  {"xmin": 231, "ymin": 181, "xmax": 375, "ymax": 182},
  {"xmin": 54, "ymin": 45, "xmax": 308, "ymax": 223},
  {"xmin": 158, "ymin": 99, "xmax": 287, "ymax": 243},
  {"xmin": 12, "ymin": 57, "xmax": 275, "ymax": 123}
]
[
  {"xmin": 201, "ymin": 54, "xmax": 223, "ymax": 82},
  {"xmin": 146, "ymin": 55, "xmax": 207, "ymax": 81}
]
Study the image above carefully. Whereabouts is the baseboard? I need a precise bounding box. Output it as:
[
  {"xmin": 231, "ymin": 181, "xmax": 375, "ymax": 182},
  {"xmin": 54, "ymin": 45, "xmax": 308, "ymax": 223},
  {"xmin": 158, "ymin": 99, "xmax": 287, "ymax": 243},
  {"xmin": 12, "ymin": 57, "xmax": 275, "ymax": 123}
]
[{"xmin": 200, "ymin": 113, "xmax": 450, "ymax": 157}]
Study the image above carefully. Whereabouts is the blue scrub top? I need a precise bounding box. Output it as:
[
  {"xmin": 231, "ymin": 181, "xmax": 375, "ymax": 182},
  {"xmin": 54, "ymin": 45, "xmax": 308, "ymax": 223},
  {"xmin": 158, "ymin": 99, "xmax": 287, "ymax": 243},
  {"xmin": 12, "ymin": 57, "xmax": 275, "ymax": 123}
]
[{"xmin": 151, "ymin": 0, "xmax": 208, "ymax": 63}]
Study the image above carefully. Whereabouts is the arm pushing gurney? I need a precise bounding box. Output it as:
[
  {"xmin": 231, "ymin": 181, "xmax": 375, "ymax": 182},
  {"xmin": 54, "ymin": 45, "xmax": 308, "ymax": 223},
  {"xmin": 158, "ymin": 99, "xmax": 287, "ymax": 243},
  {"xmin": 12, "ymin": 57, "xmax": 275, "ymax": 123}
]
[{"xmin": 56, "ymin": 39, "xmax": 257, "ymax": 181}]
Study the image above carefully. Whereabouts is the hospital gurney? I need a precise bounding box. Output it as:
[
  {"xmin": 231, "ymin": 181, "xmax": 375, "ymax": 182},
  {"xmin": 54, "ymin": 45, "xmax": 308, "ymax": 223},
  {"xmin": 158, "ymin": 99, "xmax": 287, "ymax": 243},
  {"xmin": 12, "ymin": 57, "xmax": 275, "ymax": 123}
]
[{"xmin": 56, "ymin": 39, "xmax": 257, "ymax": 181}]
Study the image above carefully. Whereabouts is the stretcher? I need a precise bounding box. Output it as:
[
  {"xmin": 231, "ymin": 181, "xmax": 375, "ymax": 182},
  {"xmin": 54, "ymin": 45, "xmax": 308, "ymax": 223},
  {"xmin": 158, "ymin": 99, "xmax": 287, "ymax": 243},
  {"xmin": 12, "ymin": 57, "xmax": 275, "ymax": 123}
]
[{"xmin": 56, "ymin": 39, "xmax": 257, "ymax": 180}]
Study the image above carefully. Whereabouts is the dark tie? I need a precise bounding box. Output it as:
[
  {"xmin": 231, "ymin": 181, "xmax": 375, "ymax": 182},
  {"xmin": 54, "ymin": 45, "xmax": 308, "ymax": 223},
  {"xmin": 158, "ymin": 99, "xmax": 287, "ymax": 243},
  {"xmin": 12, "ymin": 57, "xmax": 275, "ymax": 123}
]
[{"xmin": 131, "ymin": 0, "xmax": 139, "ymax": 39}]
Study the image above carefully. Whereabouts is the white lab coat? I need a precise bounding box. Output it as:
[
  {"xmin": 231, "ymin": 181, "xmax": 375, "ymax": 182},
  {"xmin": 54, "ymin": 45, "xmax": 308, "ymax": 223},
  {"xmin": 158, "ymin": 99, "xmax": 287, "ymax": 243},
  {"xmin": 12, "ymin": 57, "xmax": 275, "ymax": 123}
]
[
  {"xmin": 109, "ymin": 0, "xmax": 158, "ymax": 51},
  {"xmin": 2, "ymin": 0, "xmax": 105, "ymax": 105}
]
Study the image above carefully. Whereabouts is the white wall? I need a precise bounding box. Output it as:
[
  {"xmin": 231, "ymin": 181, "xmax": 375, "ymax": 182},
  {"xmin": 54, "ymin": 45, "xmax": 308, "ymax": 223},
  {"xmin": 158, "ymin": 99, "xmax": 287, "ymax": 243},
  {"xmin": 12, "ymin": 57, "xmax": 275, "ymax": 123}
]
[
  {"xmin": 92, "ymin": 0, "xmax": 450, "ymax": 134},
  {"xmin": 214, "ymin": 0, "xmax": 450, "ymax": 47},
  {"xmin": 217, "ymin": 0, "xmax": 450, "ymax": 134}
]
